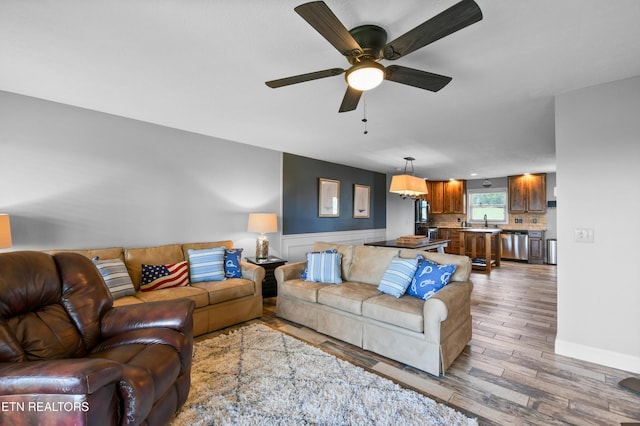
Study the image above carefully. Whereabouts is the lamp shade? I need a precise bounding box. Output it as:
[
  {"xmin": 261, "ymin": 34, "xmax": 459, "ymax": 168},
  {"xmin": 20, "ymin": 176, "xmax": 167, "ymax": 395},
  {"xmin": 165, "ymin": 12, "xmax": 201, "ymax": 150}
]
[
  {"xmin": 389, "ymin": 175, "xmax": 428, "ymax": 198},
  {"xmin": 0, "ymin": 214, "xmax": 12, "ymax": 249},
  {"xmin": 247, "ymin": 213, "xmax": 278, "ymax": 234}
]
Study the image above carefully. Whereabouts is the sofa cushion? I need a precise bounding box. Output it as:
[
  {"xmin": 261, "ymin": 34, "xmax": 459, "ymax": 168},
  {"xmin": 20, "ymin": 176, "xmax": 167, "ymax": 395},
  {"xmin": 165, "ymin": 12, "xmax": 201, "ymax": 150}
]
[
  {"xmin": 317, "ymin": 282, "xmax": 380, "ymax": 315},
  {"xmin": 377, "ymin": 256, "xmax": 419, "ymax": 298},
  {"xmin": 312, "ymin": 242, "xmax": 355, "ymax": 281},
  {"xmin": 140, "ymin": 262, "xmax": 189, "ymax": 292},
  {"xmin": 362, "ymin": 294, "xmax": 425, "ymax": 333},
  {"xmin": 305, "ymin": 251, "xmax": 342, "ymax": 284},
  {"xmin": 135, "ymin": 285, "xmax": 210, "ymax": 308},
  {"xmin": 191, "ymin": 278, "xmax": 255, "ymax": 304},
  {"xmin": 279, "ymin": 279, "xmax": 330, "ymax": 303},
  {"xmin": 125, "ymin": 244, "xmax": 184, "ymax": 289},
  {"xmin": 93, "ymin": 258, "xmax": 136, "ymax": 299},
  {"xmin": 224, "ymin": 248, "xmax": 243, "ymax": 278},
  {"xmin": 348, "ymin": 246, "xmax": 399, "ymax": 285},
  {"xmin": 187, "ymin": 248, "xmax": 226, "ymax": 283},
  {"xmin": 407, "ymin": 258, "xmax": 457, "ymax": 301}
]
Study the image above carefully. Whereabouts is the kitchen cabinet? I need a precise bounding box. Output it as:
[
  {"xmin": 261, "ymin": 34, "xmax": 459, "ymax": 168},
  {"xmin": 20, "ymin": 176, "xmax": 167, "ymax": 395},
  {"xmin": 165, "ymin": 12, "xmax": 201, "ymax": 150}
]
[
  {"xmin": 464, "ymin": 233, "xmax": 498, "ymax": 259},
  {"xmin": 438, "ymin": 228, "xmax": 462, "ymax": 255},
  {"xmin": 428, "ymin": 180, "xmax": 466, "ymax": 214},
  {"xmin": 528, "ymin": 230, "xmax": 544, "ymax": 264},
  {"xmin": 508, "ymin": 174, "xmax": 546, "ymax": 213}
]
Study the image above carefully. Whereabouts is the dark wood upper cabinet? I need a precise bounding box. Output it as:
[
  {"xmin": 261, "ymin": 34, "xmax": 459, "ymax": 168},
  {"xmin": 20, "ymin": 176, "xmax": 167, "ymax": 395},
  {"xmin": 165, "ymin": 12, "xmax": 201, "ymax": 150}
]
[
  {"xmin": 428, "ymin": 180, "xmax": 465, "ymax": 215},
  {"xmin": 427, "ymin": 181, "xmax": 445, "ymax": 214},
  {"xmin": 508, "ymin": 174, "xmax": 546, "ymax": 213}
]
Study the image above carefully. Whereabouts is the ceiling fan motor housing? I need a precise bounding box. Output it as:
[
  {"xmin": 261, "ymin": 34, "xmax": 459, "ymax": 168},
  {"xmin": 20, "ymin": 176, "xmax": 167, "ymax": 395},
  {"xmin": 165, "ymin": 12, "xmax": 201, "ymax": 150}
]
[{"xmin": 348, "ymin": 25, "xmax": 388, "ymax": 62}]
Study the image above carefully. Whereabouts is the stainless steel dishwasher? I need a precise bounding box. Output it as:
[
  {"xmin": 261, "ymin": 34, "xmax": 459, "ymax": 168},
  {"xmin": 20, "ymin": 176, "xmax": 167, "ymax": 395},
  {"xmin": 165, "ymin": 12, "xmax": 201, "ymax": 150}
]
[{"xmin": 501, "ymin": 230, "xmax": 529, "ymax": 260}]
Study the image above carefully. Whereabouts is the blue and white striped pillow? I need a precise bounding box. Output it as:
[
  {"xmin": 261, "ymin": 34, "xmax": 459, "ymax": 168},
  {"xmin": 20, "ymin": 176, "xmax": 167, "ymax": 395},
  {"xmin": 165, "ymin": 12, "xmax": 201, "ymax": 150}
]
[
  {"xmin": 305, "ymin": 251, "xmax": 342, "ymax": 284},
  {"xmin": 188, "ymin": 247, "xmax": 226, "ymax": 283},
  {"xmin": 378, "ymin": 256, "xmax": 420, "ymax": 298},
  {"xmin": 92, "ymin": 258, "xmax": 136, "ymax": 299}
]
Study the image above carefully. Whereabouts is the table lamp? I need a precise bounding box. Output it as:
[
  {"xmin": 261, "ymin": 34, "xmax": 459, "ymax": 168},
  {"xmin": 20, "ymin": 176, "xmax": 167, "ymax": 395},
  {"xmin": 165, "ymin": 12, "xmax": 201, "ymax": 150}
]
[
  {"xmin": 247, "ymin": 213, "xmax": 277, "ymax": 259},
  {"xmin": 0, "ymin": 214, "xmax": 12, "ymax": 249}
]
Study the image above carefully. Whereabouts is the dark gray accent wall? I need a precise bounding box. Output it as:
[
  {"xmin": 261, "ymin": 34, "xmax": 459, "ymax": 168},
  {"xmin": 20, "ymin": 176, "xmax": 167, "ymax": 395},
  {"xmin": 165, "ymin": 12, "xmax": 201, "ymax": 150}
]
[{"xmin": 283, "ymin": 153, "xmax": 386, "ymax": 235}]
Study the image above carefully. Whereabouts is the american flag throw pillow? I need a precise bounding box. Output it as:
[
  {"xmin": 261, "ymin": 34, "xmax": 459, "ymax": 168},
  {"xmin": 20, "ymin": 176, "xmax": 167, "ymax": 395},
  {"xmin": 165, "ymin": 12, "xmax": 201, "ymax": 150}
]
[{"xmin": 140, "ymin": 261, "xmax": 189, "ymax": 292}]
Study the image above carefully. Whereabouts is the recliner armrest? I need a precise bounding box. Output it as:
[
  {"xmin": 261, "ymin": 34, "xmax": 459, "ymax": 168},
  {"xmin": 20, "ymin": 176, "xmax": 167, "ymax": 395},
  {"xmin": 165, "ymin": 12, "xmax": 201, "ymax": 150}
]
[
  {"xmin": 101, "ymin": 298, "xmax": 195, "ymax": 340},
  {"xmin": 0, "ymin": 358, "xmax": 121, "ymax": 395}
]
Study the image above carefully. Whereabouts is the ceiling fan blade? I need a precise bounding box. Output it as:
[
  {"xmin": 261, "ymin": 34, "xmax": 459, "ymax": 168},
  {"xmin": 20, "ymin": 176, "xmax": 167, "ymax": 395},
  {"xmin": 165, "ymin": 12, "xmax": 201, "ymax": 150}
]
[
  {"xmin": 381, "ymin": 0, "xmax": 482, "ymax": 60},
  {"xmin": 295, "ymin": 1, "xmax": 363, "ymax": 58},
  {"xmin": 338, "ymin": 86, "xmax": 362, "ymax": 112},
  {"xmin": 265, "ymin": 68, "xmax": 344, "ymax": 88},
  {"xmin": 385, "ymin": 65, "xmax": 452, "ymax": 92}
]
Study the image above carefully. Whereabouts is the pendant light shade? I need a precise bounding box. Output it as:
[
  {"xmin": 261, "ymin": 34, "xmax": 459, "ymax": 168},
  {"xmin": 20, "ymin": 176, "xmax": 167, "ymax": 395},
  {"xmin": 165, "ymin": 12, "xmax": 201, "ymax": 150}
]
[{"xmin": 389, "ymin": 157, "xmax": 428, "ymax": 199}]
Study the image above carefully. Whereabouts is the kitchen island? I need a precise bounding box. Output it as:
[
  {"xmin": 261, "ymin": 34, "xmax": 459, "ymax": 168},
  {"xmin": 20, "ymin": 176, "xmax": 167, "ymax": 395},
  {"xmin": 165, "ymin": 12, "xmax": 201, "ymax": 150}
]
[
  {"xmin": 458, "ymin": 228, "xmax": 502, "ymax": 273},
  {"xmin": 365, "ymin": 238, "xmax": 450, "ymax": 253}
]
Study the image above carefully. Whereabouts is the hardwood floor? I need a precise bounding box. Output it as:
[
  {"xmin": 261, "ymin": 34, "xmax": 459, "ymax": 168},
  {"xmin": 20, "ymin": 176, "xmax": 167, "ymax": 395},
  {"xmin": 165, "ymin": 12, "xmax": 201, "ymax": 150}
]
[{"xmin": 220, "ymin": 261, "xmax": 640, "ymax": 425}]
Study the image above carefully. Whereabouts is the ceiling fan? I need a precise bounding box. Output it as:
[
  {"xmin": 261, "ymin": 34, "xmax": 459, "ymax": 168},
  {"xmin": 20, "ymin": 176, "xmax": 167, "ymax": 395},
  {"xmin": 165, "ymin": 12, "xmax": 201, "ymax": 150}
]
[{"xmin": 265, "ymin": 0, "xmax": 483, "ymax": 112}]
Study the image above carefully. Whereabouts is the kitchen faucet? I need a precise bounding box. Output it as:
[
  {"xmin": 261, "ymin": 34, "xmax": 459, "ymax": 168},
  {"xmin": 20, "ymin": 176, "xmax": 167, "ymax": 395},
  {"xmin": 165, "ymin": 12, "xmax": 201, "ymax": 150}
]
[{"xmin": 484, "ymin": 214, "xmax": 488, "ymax": 227}]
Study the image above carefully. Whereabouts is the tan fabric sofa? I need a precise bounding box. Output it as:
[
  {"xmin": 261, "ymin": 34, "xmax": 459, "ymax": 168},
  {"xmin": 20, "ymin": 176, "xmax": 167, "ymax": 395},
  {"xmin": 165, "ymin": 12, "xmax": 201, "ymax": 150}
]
[
  {"xmin": 274, "ymin": 242, "xmax": 473, "ymax": 376},
  {"xmin": 45, "ymin": 240, "xmax": 265, "ymax": 337}
]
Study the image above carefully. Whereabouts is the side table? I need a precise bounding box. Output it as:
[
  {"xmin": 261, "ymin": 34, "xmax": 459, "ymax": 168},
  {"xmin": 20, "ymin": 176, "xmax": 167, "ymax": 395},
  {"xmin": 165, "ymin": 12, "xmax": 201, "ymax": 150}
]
[{"xmin": 245, "ymin": 256, "xmax": 287, "ymax": 298}]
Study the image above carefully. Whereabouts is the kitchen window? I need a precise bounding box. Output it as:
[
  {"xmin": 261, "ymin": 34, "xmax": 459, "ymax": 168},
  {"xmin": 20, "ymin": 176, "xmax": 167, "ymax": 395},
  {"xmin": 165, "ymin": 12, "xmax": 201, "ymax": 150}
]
[{"xmin": 468, "ymin": 188, "xmax": 508, "ymax": 224}]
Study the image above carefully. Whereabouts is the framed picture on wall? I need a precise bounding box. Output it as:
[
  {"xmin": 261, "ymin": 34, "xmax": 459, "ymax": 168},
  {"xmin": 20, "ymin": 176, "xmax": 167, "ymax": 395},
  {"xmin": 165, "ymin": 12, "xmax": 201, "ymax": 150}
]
[
  {"xmin": 353, "ymin": 184, "xmax": 370, "ymax": 218},
  {"xmin": 318, "ymin": 178, "xmax": 340, "ymax": 217}
]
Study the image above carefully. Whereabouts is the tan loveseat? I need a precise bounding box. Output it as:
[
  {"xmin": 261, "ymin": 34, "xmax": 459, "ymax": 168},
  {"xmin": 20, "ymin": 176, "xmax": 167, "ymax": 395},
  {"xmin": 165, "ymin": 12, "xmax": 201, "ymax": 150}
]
[
  {"xmin": 46, "ymin": 240, "xmax": 265, "ymax": 337},
  {"xmin": 275, "ymin": 242, "xmax": 473, "ymax": 376}
]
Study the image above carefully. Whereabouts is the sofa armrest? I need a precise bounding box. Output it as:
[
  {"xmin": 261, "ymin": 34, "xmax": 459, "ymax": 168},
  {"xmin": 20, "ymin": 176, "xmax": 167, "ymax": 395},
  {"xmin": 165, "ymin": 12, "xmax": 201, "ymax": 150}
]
[
  {"xmin": 101, "ymin": 298, "xmax": 195, "ymax": 339},
  {"xmin": 241, "ymin": 261, "xmax": 266, "ymax": 297},
  {"xmin": 274, "ymin": 261, "xmax": 306, "ymax": 284},
  {"xmin": 423, "ymin": 281, "xmax": 473, "ymax": 344},
  {"xmin": 0, "ymin": 358, "xmax": 122, "ymax": 395}
]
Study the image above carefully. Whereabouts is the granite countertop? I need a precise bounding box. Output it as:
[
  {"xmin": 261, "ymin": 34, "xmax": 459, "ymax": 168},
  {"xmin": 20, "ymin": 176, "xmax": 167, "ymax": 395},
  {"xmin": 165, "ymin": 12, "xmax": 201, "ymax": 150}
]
[{"xmin": 458, "ymin": 228, "xmax": 502, "ymax": 234}]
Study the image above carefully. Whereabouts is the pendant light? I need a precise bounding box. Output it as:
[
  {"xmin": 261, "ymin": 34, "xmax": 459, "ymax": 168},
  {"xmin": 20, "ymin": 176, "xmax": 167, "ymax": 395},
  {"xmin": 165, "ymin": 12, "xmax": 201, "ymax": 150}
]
[{"xmin": 389, "ymin": 157, "xmax": 428, "ymax": 199}]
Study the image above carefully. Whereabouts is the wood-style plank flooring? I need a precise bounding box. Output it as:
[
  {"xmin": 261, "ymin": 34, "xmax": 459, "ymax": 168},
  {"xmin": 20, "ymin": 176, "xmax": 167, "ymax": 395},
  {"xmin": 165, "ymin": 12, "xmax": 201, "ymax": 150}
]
[{"xmin": 212, "ymin": 261, "xmax": 640, "ymax": 425}]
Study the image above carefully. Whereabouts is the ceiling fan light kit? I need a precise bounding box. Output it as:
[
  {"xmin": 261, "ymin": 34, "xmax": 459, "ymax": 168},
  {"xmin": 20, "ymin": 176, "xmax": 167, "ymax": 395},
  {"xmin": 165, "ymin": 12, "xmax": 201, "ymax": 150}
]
[
  {"xmin": 265, "ymin": 0, "xmax": 483, "ymax": 112},
  {"xmin": 345, "ymin": 61, "xmax": 384, "ymax": 91}
]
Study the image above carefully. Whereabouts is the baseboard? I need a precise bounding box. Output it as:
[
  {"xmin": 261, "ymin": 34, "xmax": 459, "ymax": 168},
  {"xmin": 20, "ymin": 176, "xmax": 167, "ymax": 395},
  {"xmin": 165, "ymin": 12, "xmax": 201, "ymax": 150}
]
[{"xmin": 555, "ymin": 339, "xmax": 640, "ymax": 374}]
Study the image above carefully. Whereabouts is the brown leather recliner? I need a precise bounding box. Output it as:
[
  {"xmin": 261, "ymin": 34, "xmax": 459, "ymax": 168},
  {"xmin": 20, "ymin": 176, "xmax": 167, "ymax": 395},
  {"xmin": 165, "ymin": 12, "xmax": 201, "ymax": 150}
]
[{"xmin": 0, "ymin": 251, "xmax": 195, "ymax": 426}]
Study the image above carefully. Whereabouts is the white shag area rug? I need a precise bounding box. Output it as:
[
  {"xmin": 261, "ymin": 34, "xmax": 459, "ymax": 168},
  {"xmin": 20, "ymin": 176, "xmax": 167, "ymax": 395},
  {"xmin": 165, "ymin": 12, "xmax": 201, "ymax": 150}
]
[{"xmin": 171, "ymin": 323, "xmax": 477, "ymax": 426}]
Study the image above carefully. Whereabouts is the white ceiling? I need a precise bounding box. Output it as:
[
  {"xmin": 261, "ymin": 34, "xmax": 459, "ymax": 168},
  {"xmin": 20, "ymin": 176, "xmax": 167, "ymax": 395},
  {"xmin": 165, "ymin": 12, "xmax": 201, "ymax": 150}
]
[{"xmin": 2, "ymin": 0, "xmax": 640, "ymax": 179}]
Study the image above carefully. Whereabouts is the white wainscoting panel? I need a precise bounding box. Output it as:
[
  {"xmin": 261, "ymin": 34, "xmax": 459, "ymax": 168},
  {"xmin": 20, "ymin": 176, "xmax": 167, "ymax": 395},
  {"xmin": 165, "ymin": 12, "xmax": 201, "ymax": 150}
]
[{"xmin": 281, "ymin": 229, "xmax": 387, "ymax": 262}]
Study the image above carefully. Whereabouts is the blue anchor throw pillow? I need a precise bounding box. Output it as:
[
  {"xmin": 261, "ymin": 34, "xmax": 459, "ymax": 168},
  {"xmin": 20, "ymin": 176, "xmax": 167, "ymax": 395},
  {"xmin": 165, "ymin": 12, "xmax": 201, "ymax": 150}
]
[
  {"xmin": 225, "ymin": 248, "xmax": 243, "ymax": 278},
  {"xmin": 407, "ymin": 257, "xmax": 457, "ymax": 300}
]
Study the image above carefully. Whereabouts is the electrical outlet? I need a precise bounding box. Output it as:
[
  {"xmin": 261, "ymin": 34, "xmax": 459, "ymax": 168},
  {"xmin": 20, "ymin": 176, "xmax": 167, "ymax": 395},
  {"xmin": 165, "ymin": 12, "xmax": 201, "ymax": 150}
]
[{"xmin": 574, "ymin": 227, "xmax": 594, "ymax": 243}]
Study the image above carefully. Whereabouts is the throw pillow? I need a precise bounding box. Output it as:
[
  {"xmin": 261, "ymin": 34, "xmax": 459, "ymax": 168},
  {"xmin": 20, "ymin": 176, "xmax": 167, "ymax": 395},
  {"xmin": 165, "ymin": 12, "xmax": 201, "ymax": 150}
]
[
  {"xmin": 407, "ymin": 258, "xmax": 457, "ymax": 301},
  {"xmin": 305, "ymin": 251, "xmax": 342, "ymax": 284},
  {"xmin": 188, "ymin": 247, "xmax": 226, "ymax": 283},
  {"xmin": 378, "ymin": 256, "xmax": 420, "ymax": 298},
  {"xmin": 224, "ymin": 248, "xmax": 243, "ymax": 278},
  {"xmin": 140, "ymin": 261, "xmax": 189, "ymax": 292},
  {"xmin": 300, "ymin": 248, "xmax": 337, "ymax": 279},
  {"xmin": 92, "ymin": 257, "xmax": 136, "ymax": 299}
]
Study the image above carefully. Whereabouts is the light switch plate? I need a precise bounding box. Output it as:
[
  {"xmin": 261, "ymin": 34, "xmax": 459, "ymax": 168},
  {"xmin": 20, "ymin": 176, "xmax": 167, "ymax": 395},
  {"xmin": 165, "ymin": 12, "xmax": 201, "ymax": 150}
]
[{"xmin": 574, "ymin": 227, "xmax": 594, "ymax": 243}]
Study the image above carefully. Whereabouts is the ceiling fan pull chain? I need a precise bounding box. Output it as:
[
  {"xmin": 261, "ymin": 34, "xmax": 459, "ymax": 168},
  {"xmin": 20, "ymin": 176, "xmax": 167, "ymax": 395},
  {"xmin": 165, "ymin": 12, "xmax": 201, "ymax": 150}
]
[{"xmin": 362, "ymin": 92, "xmax": 368, "ymax": 135}]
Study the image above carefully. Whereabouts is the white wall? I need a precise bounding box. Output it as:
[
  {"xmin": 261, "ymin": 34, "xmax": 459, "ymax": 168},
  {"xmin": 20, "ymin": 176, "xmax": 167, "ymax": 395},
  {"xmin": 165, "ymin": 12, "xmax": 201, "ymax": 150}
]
[
  {"xmin": 385, "ymin": 174, "xmax": 416, "ymax": 239},
  {"xmin": 555, "ymin": 75, "xmax": 640, "ymax": 373},
  {"xmin": 0, "ymin": 91, "xmax": 282, "ymax": 255}
]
